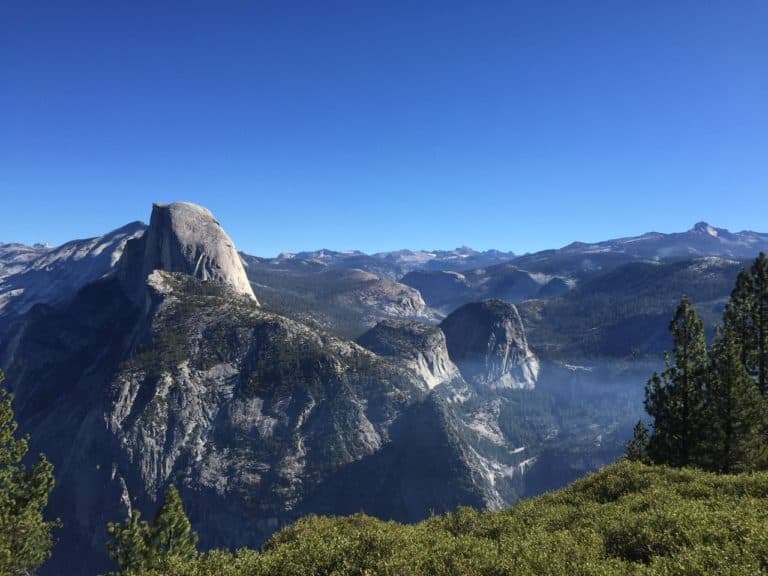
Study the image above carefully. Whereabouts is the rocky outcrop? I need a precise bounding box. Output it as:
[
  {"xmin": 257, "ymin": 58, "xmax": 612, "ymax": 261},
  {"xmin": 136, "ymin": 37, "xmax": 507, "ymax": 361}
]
[
  {"xmin": 441, "ymin": 300, "xmax": 539, "ymax": 391},
  {"xmin": 119, "ymin": 202, "xmax": 257, "ymax": 302},
  {"xmin": 357, "ymin": 320, "xmax": 460, "ymax": 389}
]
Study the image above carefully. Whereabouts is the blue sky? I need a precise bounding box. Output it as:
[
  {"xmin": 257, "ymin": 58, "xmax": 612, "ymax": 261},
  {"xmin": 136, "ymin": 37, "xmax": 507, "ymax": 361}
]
[{"xmin": 1, "ymin": 1, "xmax": 766, "ymax": 256}]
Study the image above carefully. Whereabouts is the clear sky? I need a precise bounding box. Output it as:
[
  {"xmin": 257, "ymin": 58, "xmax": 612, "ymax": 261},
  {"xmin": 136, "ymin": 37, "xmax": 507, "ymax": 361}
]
[{"xmin": 1, "ymin": 1, "xmax": 766, "ymax": 256}]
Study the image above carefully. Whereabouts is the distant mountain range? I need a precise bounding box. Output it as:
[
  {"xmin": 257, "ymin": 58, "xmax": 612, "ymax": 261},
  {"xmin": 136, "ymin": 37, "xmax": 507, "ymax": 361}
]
[
  {"xmin": 1, "ymin": 209, "xmax": 766, "ymax": 575},
  {"xmin": 3, "ymin": 221, "xmax": 766, "ymax": 324},
  {"xmin": 252, "ymin": 221, "xmax": 768, "ymax": 276},
  {"xmin": 239, "ymin": 222, "xmax": 767, "ymax": 336},
  {"xmin": 557, "ymin": 221, "xmax": 768, "ymax": 259}
]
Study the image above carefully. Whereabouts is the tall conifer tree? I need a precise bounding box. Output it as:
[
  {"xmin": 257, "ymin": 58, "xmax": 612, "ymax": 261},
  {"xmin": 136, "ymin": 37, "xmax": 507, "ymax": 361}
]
[
  {"xmin": 724, "ymin": 268, "xmax": 756, "ymax": 368},
  {"xmin": 106, "ymin": 484, "xmax": 198, "ymax": 572},
  {"xmin": 703, "ymin": 329, "xmax": 768, "ymax": 472},
  {"xmin": 645, "ymin": 297, "xmax": 708, "ymax": 467},
  {"xmin": 149, "ymin": 485, "xmax": 198, "ymax": 563},
  {"xmin": 751, "ymin": 252, "xmax": 768, "ymax": 394},
  {"xmin": 625, "ymin": 420, "xmax": 650, "ymax": 463},
  {"xmin": 106, "ymin": 510, "xmax": 151, "ymax": 572},
  {"xmin": 0, "ymin": 371, "xmax": 59, "ymax": 576}
]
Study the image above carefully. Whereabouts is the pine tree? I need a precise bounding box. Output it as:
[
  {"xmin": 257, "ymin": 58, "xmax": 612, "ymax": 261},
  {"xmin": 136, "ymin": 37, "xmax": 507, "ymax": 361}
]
[
  {"xmin": 106, "ymin": 484, "xmax": 198, "ymax": 572},
  {"xmin": 751, "ymin": 252, "xmax": 768, "ymax": 394},
  {"xmin": 148, "ymin": 485, "xmax": 198, "ymax": 563},
  {"xmin": 645, "ymin": 297, "xmax": 708, "ymax": 467},
  {"xmin": 624, "ymin": 420, "xmax": 649, "ymax": 463},
  {"xmin": 0, "ymin": 371, "xmax": 59, "ymax": 576},
  {"xmin": 702, "ymin": 329, "xmax": 768, "ymax": 473},
  {"xmin": 723, "ymin": 268, "xmax": 756, "ymax": 368},
  {"xmin": 106, "ymin": 510, "xmax": 151, "ymax": 572}
]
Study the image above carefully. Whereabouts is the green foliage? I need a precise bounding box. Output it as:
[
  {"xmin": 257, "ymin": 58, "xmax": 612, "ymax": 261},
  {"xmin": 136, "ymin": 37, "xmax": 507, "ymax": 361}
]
[
  {"xmin": 106, "ymin": 511, "xmax": 151, "ymax": 573},
  {"xmin": 643, "ymin": 254, "xmax": 768, "ymax": 473},
  {"xmin": 751, "ymin": 252, "xmax": 768, "ymax": 393},
  {"xmin": 106, "ymin": 485, "xmax": 198, "ymax": 573},
  {"xmin": 149, "ymin": 486, "xmax": 198, "ymax": 561},
  {"xmin": 723, "ymin": 268, "xmax": 756, "ymax": 366},
  {"xmin": 110, "ymin": 461, "xmax": 768, "ymax": 576},
  {"xmin": 624, "ymin": 420, "xmax": 649, "ymax": 463},
  {"xmin": 0, "ymin": 370, "xmax": 59, "ymax": 576},
  {"xmin": 645, "ymin": 297, "xmax": 708, "ymax": 467},
  {"xmin": 723, "ymin": 253, "xmax": 768, "ymax": 394},
  {"xmin": 702, "ymin": 329, "xmax": 768, "ymax": 472}
]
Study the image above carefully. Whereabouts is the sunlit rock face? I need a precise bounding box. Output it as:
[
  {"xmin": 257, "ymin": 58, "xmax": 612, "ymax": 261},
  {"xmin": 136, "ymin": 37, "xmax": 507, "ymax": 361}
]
[
  {"xmin": 0, "ymin": 222, "xmax": 146, "ymax": 323},
  {"xmin": 441, "ymin": 299, "xmax": 539, "ymax": 391},
  {"xmin": 119, "ymin": 202, "xmax": 257, "ymax": 302},
  {"xmin": 357, "ymin": 320, "xmax": 461, "ymax": 390}
]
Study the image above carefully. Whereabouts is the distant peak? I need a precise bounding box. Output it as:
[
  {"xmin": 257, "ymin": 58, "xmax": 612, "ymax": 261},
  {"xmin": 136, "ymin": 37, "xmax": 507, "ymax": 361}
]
[{"xmin": 691, "ymin": 221, "xmax": 719, "ymax": 237}]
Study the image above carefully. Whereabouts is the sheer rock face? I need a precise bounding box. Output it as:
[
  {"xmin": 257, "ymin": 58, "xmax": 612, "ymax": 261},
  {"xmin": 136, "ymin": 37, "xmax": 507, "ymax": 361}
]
[
  {"xmin": 441, "ymin": 300, "xmax": 539, "ymax": 391},
  {"xmin": 119, "ymin": 202, "xmax": 257, "ymax": 303},
  {"xmin": 357, "ymin": 320, "xmax": 461, "ymax": 390}
]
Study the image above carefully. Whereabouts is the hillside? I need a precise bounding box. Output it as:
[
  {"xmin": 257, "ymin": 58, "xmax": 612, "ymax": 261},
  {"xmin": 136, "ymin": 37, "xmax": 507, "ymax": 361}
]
[
  {"xmin": 121, "ymin": 460, "xmax": 768, "ymax": 575},
  {"xmin": 519, "ymin": 257, "xmax": 745, "ymax": 360}
]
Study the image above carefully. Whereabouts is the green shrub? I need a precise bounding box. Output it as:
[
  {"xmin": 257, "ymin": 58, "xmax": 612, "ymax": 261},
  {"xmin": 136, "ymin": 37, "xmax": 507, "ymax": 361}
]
[{"xmin": 117, "ymin": 461, "xmax": 768, "ymax": 576}]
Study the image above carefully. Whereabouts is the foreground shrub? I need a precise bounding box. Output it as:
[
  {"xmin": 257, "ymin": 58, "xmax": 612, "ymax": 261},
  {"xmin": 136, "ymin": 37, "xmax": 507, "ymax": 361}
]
[{"xmin": 125, "ymin": 461, "xmax": 768, "ymax": 576}]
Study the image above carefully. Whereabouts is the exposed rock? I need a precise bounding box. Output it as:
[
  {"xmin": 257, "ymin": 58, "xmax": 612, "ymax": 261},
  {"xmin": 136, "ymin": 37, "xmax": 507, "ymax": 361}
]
[
  {"xmin": 357, "ymin": 320, "xmax": 460, "ymax": 389},
  {"xmin": 0, "ymin": 222, "xmax": 146, "ymax": 323},
  {"xmin": 441, "ymin": 300, "xmax": 539, "ymax": 390},
  {"xmin": 118, "ymin": 202, "xmax": 257, "ymax": 302}
]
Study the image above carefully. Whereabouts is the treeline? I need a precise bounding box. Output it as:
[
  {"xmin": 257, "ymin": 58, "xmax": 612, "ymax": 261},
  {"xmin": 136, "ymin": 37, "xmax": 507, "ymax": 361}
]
[{"xmin": 628, "ymin": 253, "xmax": 768, "ymax": 472}]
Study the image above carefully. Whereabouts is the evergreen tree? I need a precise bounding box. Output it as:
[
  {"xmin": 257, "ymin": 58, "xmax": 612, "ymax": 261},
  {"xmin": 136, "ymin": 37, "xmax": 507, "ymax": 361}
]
[
  {"xmin": 645, "ymin": 297, "xmax": 708, "ymax": 467},
  {"xmin": 624, "ymin": 420, "xmax": 649, "ymax": 463},
  {"xmin": 702, "ymin": 329, "xmax": 768, "ymax": 473},
  {"xmin": 148, "ymin": 485, "xmax": 198, "ymax": 563},
  {"xmin": 0, "ymin": 371, "xmax": 59, "ymax": 576},
  {"xmin": 751, "ymin": 252, "xmax": 768, "ymax": 394},
  {"xmin": 106, "ymin": 510, "xmax": 151, "ymax": 572},
  {"xmin": 723, "ymin": 268, "xmax": 756, "ymax": 368},
  {"xmin": 106, "ymin": 484, "xmax": 197, "ymax": 572}
]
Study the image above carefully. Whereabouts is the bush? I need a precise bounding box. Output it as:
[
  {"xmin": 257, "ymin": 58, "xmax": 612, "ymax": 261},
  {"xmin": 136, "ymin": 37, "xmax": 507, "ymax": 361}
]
[{"xmin": 118, "ymin": 461, "xmax": 768, "ymax": 576}]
